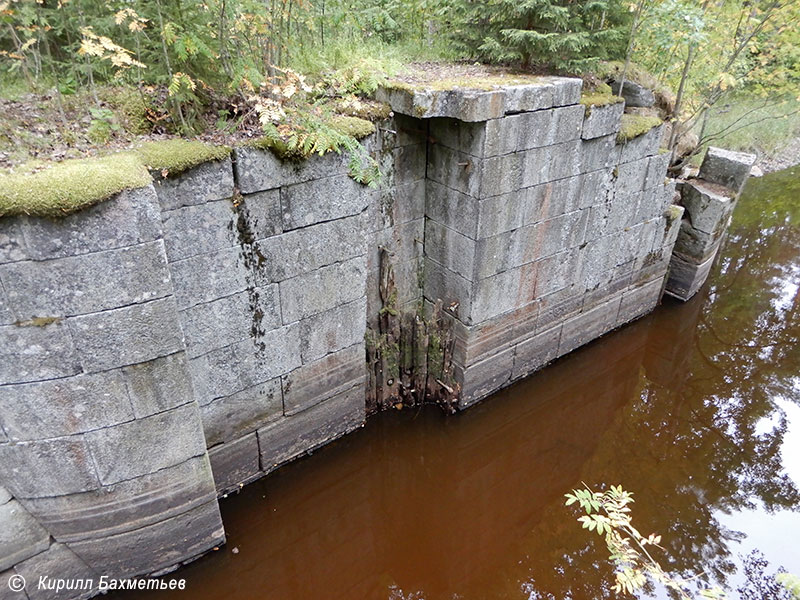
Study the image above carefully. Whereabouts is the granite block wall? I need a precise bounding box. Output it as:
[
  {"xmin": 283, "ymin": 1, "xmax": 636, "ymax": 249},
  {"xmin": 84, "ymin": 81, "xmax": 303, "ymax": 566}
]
[{"xmin": 0, "ymin": 78, "xmax": 743, "ymax": 596}]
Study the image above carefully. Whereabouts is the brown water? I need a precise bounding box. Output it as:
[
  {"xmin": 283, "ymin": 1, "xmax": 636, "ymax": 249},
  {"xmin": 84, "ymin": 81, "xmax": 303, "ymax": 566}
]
[{"xmin": 122, "ymin": 167, "xmax": 800, "ymax": 600}]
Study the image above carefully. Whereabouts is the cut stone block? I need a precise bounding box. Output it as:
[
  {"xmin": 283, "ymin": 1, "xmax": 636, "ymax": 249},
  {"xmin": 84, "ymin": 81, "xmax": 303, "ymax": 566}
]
[
  {"xmin": 234, "ymin": 146, "xmax": 347, "ymax": 194},
  {"xmin": 558, "ymin": 295, "xmax": 622, "ymax": 356},
  {"xmin": 168, "ymin": 246, "xmax": 249, "ymax": 310},
  {"xmin": 581, "ymin": 101, "xmax": 625, "ymax": 140},
  {"xmin": 699, "ymin": 146, "xmax": 756, "ymax": 194},
  {"xmin": 456, "ymin": 345, "xmax": 514, "ymax": 408},
  {"xmin": 424, "ymin": 219, "xmax": 478, "ymax": 281},
  {"xmin": 67, "ymin": 297, "xmax": 185, "ymax": 373},
  {"xmin": 0, "ymin": 437, "xmax": 100, "ymax": 498},
  {"xmin": 258, "ymin": 383, "xmax": 365, "ymax": 472},
  {"xmin": 18, "ymin": 456, "xmax": 216, "ymax": 543},
  {"xmin": 511, "ymin": 324, "xmax": 562, "ymax": 380},
  {"xmin": 610, "ymin": 80, "xmax": 655, "ymax": 108},
  {"xmin": 424, "ymin": 181, "xmax": 480, "ymax": 239},
  {"xmin": 282, "ymin": 343, "xmax": 366, "ymax": 415},
  {"xmin": 617, "ymin": 279, "xmax": 663, "ymax": 325},
  {"xmin": 617, "ymin": 124, "xmax": 664, "ymax": 164},
  {"xmin": 0, "ymin": 500, "xmax": 50, "ymax": 571},
  {"xmin": 85, "ymin": 403, "xmax": 207, "ymax": 486},
  {"xmin": 674, "ymin": 219, "xmax": 725, "ymax": 262},
  {"xmin": 68, "ymin": 500, "xmax": 224, "ymax": 577},
  {"xmin": 201, "ymin": 378, "xmax": 282, "ymax": 446},
  {"xmin": 0, "ymin": 320, "xmax": 80, "ymax": 385},
  {"xmin": 664, "ymin": 251, "xmax": 717, "ymax": 301},
  {"xmin": 451, "ymin": 301, "xmax": 538, "ymax": 368},
  {"xmin": 20, "ymin": 185, "xmax": 162, "ymax": 261},
  {"xmin": 122, "ymin": 352, "xmax": 195, "ymax": 418},
  {"xmin": 13, "ymin": 543, "xmax": 96, "ymax": 600},
  {"xmin": 153, "ymin": 158, "xmax": 234, "ymax": 211},
  {"xmin": 299, "ymin": 297, "xmax": 367, "ymax": 363},
  {"xmin": 0, "ymin": 219, "xmax": 28, "ymax": 263},
  {"xmin": 208, "ymin": 434, "xmax": 261, "ymax": 495},
  {"xmin": 160, "ymin": 198, "xmax": 238, "ymax": 262},
  {"xmin": 279, "ymin": 256, "xmax": 367, "ymax": 323},
  {"xmin": 280, "ymin": 175, "xmax": 367, "ymax": 231},
  {"xmin": 680, "ymin": 180, "xmax": 734, "ymax": 235}
]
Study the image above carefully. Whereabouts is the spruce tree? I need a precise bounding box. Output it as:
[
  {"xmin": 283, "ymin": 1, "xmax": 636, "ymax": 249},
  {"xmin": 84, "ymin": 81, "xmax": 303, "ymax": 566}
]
[{"xmin": 450, "ymin": 0, "xmax": 630, "ymax": 73}]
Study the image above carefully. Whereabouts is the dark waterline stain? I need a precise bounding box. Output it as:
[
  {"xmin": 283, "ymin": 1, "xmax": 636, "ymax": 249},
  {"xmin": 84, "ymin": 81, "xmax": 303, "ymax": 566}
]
[{"xmin": 119, "ymin": 167, "xmax": 800, "ymax": 600}]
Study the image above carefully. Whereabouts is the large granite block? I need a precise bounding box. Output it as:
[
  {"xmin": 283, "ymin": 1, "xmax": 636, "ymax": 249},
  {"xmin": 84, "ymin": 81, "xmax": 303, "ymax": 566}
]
[
  {"xmin": 615, "ymin": 158, "xmax": 649, "ymax": 198},
  {"xmin": 617, "ymin": 279, "xmax": 663, "ymax": 325},
  {"xmin": 178, "ymin": 285, "xmax": 281, "ymax": 358},
  {"xmin": 208, "ymin": 434, "xmax": 261, "ymax": 495},
  {"xmin": 511, "ymin": 324, "xmax": 562, "ymax": 380},
  {"xmin": 201, "ymin": 378, "xmax": 282, "ymax": 446},
  {"xmin": 299, "ymin": 297, "xmax": 367, "ymax": 363},
  {"xmin": 0, "ymin": 500, "xmax": 50, "ymax": 571},
  {"xmin": 617, "ymin": 124, "xmax": 665, "ymax": 164},
  {"xmin": 451, "ymin": 302, "xmax": 537, "ymax": 368},
  {"xmin": 424, "ymin": 181, "xmax": 480, "ymax": 239},
  {"xmin": 456, "ymin": 345, "xmax": 514, "ymax": 408},
  {"xmin": 534, "ymin": 248, "xmax": 580, "ymax": 297},
  {"xmin": 0, "ymin": 241, "xmax": 172, "ymax": 320},
  {"xmin": 558, "ymin": 295, "xmax": 622, "ymax": 356},
  {"xmin": 18, "ymin": 457, "xmax": 216, "ymax": 543},
  {"xmin": 425, "ymin": 219, "xmax": 478, "ymax": 281},
  {"xmin": 680, "ymin": 180, "xmax": 734, "ymax": 235},
  {"xmin": 644, "ymin": 152, "xmax": 671, "ymax": 190},
  {"xmin": 698, "ymin": 147, "xmax": 756, "ymax": 194},
  {"xmin": 0, "ymin": 437, "xmax": 100, "ymax": 498},
  {"xmin": 521, "ymin": 139, "xmax": 583, "ymax": 188},
  {"xmin": 0, "ymin": 219, "xmax": 28, "ymax": 263},
  {"xmin": 258, "ymin": 384, "xmax": 365, "ymax": 472},
  {"xmin": 580, "ymin": 135, "xmax": 617, "ymax": 172},
  {"xmin": 282, "ymin": 343, "xmax": 366, "ymax": 415},
  {"xmin": 168, "ymin": 246, "xmax": 249, "ymax": 310},
  {"xmin": 235, "ymin": 147, "xmax": 347, "ymax": 194},
  {"xmin": 280, "ymin": 175, "xmax": 367, "ymax": 231},
  {"xmin": 13, "ymin": 543, "xmax": 96, "ymax": 600},
  {"xmin": 85, "ymin": 403, "xmax": 207, "ymax": 486},
  {"xmin": 68, "ymin": 500, "xmax": 224, "ymax": 577},
  {"xmin": 279, "ymin": 256, "xmax": 367, "ymax": 323},
  {"xmin": 67, "ymin": 297, "xmax": 185, "ymax": 373},
  {"xmin": 471, "ymin": 264, "xmax": 536, "ymax": 324},
  {"xmin": 160, "ymin": 198, "xmax": 238, "ymax": 262},
  {"xmin": 429, "ymin": 118, "xmax": 487, "ymax": 157},
  {"xmin": 0, "ymin": 321, "xmax": 81, "ymax": 385},
  {"xmin": 189, "ymin": 323, "xmax": 300, "ymax": 403},
  {"xmin": 122, "ymin": 353, "xmax": 195, "ymax": 418},
  {"xmin": 0, "ymin": 371, "xmax": 134, "ymax": 441},
  {"xmin": 19, "ymin": 185, "xmax": 163, "ymax": 261},
  {"xmin": 426, "ymin": 144, "xmax": 483, "ymax": 198},
  {"xmin": 664, "ymin": 252, "xmax": 716, "ymax": 301},
  {"xmin": 153, "ymin": 158, "xmax": 234, "ymax": 211},
  {"xmin": 582, "ymin": 101, "xmax": 625, "ymax": 140},
  {"xmin": 674, "ymin": 219, "xmax": 725, "ymax": 262}
]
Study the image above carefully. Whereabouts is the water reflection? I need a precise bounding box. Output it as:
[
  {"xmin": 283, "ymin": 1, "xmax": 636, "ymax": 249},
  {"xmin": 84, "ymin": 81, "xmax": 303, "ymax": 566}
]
[{"xmin": 118, "ymin": 168, "xmax": 800, "ymax": 600}]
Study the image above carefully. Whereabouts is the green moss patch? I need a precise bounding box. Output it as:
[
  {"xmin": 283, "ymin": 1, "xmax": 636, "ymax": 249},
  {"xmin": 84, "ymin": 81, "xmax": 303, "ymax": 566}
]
[
  {"xmin": 134, "ymin": 139, "xmax": 232, "ymax": 176},
  {"xmin": 617, "ymin": 114, "xmax": 662, "ymax": 144},
  {"xmin": 385, "ymin": 74, "xmax": 546, "ymax": 93},
  {"xmin": 580, "ymin": 91, "xmax": 624, "ymax": 108},
  {"xmin": 330, "ymin": 115, "xmax": 376, "ymax": 139},
  {"xmin": 0, "ymin": 154, "xmax": 151, "ymax": 218}
]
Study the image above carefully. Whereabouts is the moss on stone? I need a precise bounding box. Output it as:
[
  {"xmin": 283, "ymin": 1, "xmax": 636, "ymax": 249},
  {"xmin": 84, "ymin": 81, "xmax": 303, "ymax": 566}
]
[
  {"xmin": 617, "ymin": 114, "xmax": 662, "ymax": 143},
  {"xmin": 332, "ymin": 98, "xmax": 392, "ymax": 121},
  {"xmin": 385, "ymin": 74, "xmax": 545, "ymax": 93},
  {"xmin": 15, "ymin": 316, "xmax": 62, "ymax": 327},
  {"xmin": 0, "ymin": 153, "xmax": 151, "ymax": 218},
  {"xmin": 667, "ymin": 204, "xmax": 683, "ymax": 221},
  {"xmin": 329, "ymin": 115, "xmax": 376, "ymax": 139},
  {"xmin": 580, "ymin": 91, "xmax": 624, "ymax": 108},
  {"xmin": 134, "ymin": 139, "xmax": 232, "ymax": 176}
]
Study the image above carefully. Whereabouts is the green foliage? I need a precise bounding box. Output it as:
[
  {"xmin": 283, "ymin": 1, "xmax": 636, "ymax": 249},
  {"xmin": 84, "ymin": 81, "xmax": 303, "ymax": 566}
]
[
  {"xmin": 449, "ymin": 0, "xmax": 631, "ymax": 72},
  {"xmin": 87, "ymin": 107, "xmax": 121, "ymax": 144},
  {"xmin": 0, "ymin": 154, "xmax": 151, "ymax": 218},
  {"xmin": 777, "ymin": 573, "xmax": 800, "ymax": 599}
]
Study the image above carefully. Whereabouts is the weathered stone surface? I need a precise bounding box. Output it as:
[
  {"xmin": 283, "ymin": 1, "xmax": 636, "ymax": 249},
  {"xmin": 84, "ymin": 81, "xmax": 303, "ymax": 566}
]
[
  {"xmin": 426, "ymin": 144, "xmax": 483, "ymax": 198},
  {"xmin": 580, "ymin": 135, "xmax": 617, "ymax": 172},
  {"xmin": 451, "ymin": 303, "xmax": 536, "ymax": 368},
  {"xmin": 660, "ymin": 205, "xmax": 685, "ymax": 250},
  {"xmin": 153, "ymin": 158, "xmax": 234, "ymax": 211},
  {"xmin": 424, "ymin": 181, "xmax": 480, "ymax": 239},
  {"xmin": 85, "ymin": 403, "xmax": 207, "ymax": 486},
  {"xmin": 13, "ymin": 543, "xmax": 96, "ymax": 600},
  {"xmin": 674, "ymin": 219, "xmax": 724, "ymax": 262},
  {"xmin": 617, "ymin": 279, "xmax": 663, "ymax": 325},
  {"xmin": 0, "ymin": 437, "xmax": 100, "ymax": 498},
  {"xmin": 664, "ymin": 252, "xmax": 716, "ymax": 301},
  {"xmin": 680, "ymin": 180, "xmax": 734, "ymax": 235},
  {"xmin": 471, "ymin": 265, "xmax": 536, "ymax": 324},
  {"xmin": 0, "ymin": 371, "xmax": 133, "ymax": 441},
  {"xmin": 67, "ymin": 297, "xmax": 185, "ymax": 373},
  {"xmin": 644, "ymin": 152, "xmax": 671, "ymax": 190},
  {"xmin": 258, "ymin": 383, "xmax": 365, "ymax": 471},
  {"xmin": 0, "ymin": 281, "xmax": 14, "ymax": 325},
  {"xmin": 534, "ymin": 248, "xmax": 580, "ymax": 297},
  {"xmin": 424, "ymin": 219, "xmax": 477, "ymax": 281},
  {"xmin": 122, "ymin": 352, "xmax": 194, "ymax": 418},
  {"xmin": 393, "ymin": 144, "xmax": 427, "ymax": 184},
  {"xmin": 235, "ymin": 147, "xmax": 347, "ymax": 194},
  {"xmin": 617, "ymin": 124, "xmax": 664, "ymax": 164},
  {"xmin": 582, "ymin": 102, "xmax": 625, "ymax": 140},
  {"xmin": 0, "ymin": 241, "xmax": 172, "ymax": 320},
  {"xmin": 18, "ymin": 457, "xmax": 216, "ymax": 543},
  {"xmin": 208, "ymin": 434, "xmax": 261, "ymax": 495},
  {"xmin": 201, "ymin": 378, "xmax": 282, "ymax": 446},
  {"xmin": 255, "ymin": 214, "xmax": 366, "ymax": 283},
  {"xmin": 521, "ymin": 140, "xmax": 583, "ymax": 188},
  {"xmin": 178, "ymin": 285, "xmax": 281, "ymax": 358},
  {"xmin": 169, "ymin": 246, "xmax": 249, "ymax": 310},
  {"xmin": 299, "ymin": 297, "xmax": 366, "ymax": 363},
  {"xmin": 20, "ymin": 186, "xmax": 163, "ymax": 261},
  {"xmin": 615, "ymin": 158, "xmax": 649, "ymax": 198},
  {"xmin": 456, "ymin": 345, "xmax": 514, "ymax": 408},
  {"xmin": 609, "ymin": 80, "xmax": 655, "ymax": 108},
  {"xmin": 279, "ymin": 256, "xmax": 367, "ymax": 323},
  {"xmin": 0, "ymin": 487, "xmax": 10, "ymax": 505},
  {"xmin": 526, "ymin": 171, "xmax": 612, "ymax": 224},
  {"xmin": 0, "ymin": 219, "xmax": 27, "ymax": 264},
  {"xmin": 577, "ymin": 235, "xmax": 620, "ymax": 292},
  {"xmin": 282, "ymin": 343, "xmax": 365, "ymax": 415},
  {"xmin": 558, "ymin": 295, "xmax": 622, "ymax": 356},
  {"xmin": 69, "ymin": 500, "xmax": 224, "ymax": 577},
  {"xmin": 512, "ymin": 324, "xmax": 562, "ymax": 380},
  {"xmin": 482, "ymin": 105, "xmax": 584, "ymax": 156},
  {"xmin": 281, "ymin": 175, "xmax": 367, "ymax": 231},
  {"xmin": 530, "ymin": 210, "xmax": 588, "ymax": 259},
  {"xmin": 504, "ymin": 77, "xmax": 582, "ymax": 112},
  {"xmin": 0, "ymin": 321, "xmax": 80, "ymax": 385},
  {"xmin": 429, "ymin": 118, "xmax": 486, "ymax": 157},
  {"xmin": 376, "ymin": 86, "xmax": 506, "ymax": 122},
  {"xmin": 160, "ymin": 198, "xmax": 238, "ymax": 262},
  {"xmin": 238, "ymin": 189, "xmax": 283, "ymax": 239},
  {"xmin": 698, "ymin": 146, "xmax": 756, "ymax": 193},
  {"xmin": 189, "ymin": 323, "xmax": 300, "ymax": 403},
  {"xmin": 0, "ymin": 500, "xmax": 50, "ymax": 571}
]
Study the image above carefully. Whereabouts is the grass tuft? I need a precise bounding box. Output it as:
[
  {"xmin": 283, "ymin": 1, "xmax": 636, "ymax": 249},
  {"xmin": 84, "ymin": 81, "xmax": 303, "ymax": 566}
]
[
  {"xmin": 617, "ymin": 114, "xmax": 662, "ymax": 143},
  {"xmin": 134, "ymin": 139, "xmax": 232, "ymax": 176},
  {"xmin": 0, "ymin": 154, "xmax": 151, "ymax": 218}
]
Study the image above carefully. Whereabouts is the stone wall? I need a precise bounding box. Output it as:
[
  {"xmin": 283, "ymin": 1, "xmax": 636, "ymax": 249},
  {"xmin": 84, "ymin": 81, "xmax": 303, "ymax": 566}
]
[{"xmin": 0, "ymin": 77, "xmax": 744, "ymax": 597}]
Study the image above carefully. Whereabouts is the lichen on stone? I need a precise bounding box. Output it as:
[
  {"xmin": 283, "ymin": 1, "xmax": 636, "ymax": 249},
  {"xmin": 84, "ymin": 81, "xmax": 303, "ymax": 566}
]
[
  {"xmin": 134, "ymin": 139, "xmax": 232, "ymax": 176},
  {"xmin": 617, "ymin": 114, "xmax": 662, "ymax": 143},
  {"xmin": 0, "ymin": 153, "xmax": 151, "ymax": 218}
]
